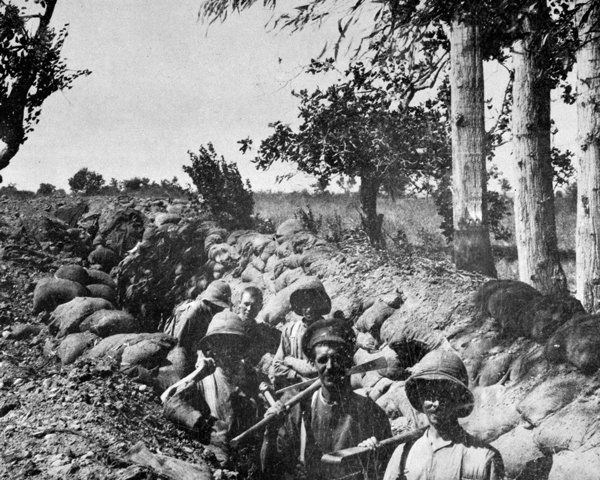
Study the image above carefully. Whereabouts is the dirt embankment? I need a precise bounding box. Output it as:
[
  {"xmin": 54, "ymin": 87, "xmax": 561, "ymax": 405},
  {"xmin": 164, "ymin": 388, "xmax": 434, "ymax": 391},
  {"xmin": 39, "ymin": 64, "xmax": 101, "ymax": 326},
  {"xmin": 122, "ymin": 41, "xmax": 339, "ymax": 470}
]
[{"xmin": 1, "ymin": 193, "xmax": 600, "ymax": 479}]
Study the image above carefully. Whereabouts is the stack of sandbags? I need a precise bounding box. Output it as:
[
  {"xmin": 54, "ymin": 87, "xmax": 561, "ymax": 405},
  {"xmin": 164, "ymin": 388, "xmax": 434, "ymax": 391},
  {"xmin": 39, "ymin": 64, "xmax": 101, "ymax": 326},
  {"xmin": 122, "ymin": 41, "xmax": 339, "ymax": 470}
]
[
  {"xmin": 33, "ymin": 277, "xmax": 90, "ymax": 314},
  {"xmin": 206, "ymin": 243, "xmax": 240, "ymax": 280},
  {"xmin": 49, "ymin": 297, "xmax": 115, "ymax": 338},
  {"xmin": 476, "ymin": 279, "xmax": 585, "ymax": 341},
  {"xmin": 355, "ymin": 292, "xmax": 404, "ymax": 343}
]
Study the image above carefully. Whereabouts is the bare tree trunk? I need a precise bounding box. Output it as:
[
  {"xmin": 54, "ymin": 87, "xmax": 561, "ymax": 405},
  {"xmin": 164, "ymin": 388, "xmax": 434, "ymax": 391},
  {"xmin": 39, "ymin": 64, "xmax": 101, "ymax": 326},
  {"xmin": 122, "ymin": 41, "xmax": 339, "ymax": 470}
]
[
  {"xmin": 450, "ymin": 19, "xmax": 496, "ymax": 277},
  {"xmin": 576, "ymin": 1, "xmax": 600, "ymax": 311},
  {"xmin": 359, "ymin": 172, "xmax": 385, "ymax": 248},
  {"xmin": 512, "ymin": 2, "xmax": 567, "ymax": 295}
]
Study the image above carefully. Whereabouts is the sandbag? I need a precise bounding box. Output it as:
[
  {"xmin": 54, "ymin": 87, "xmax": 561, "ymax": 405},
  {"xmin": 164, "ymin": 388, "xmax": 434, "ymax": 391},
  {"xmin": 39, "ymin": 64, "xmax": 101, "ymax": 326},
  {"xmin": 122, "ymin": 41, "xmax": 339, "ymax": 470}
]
[
  {"xmin": 32, "ymin": 278, "xmax": 90, "ymax": 314},
  {"xmin": 49, "ymin": 297, "xmax": 114, "ymax": 338},
  {"xmin": 250, "ymin": 257, "xmax": 266, "ymax": 273},
  {"xmin": 276, "ymin": 219, "xmax": 304, "ymax": 237},
  {"xmin": 380, "ymin": 314, "xmax": 448, "ymax": 369},
  {"xmin": 240, "ymin": 263, "xmax": 265, "ymax": 287},
  {"xmin": 273, "ymin": 268, "xmax": 304, "ymax": 292},
  {"xmin": 517, "ymin": 373, "xmax": 583, "ymax": 427},
  {"xmin": 55, "ymin": 265, "xmax": 89, "ymax": 286},
  {"xmin": 520, "ymin": 294, "xmax": 586, "ymax": 342},
  {"xmin": 475, "ymin": 351, "xmax": 513, "ymax": 387},
  {"xmin": 545, "ymin": 313, "xmax": 600, "ymax": 373},
  {"xmin": 156, "ymin": 346, "xmax": 193, "ymax": 390},
  {"xmin": 85, "ymin": 269, "xmax": 117, "ymax": 289},
  {"xmin": 484, "ymin": 280, "xmax": 542, "ymax": 337},
  {"xmin": 86, "ymin": 283, "xmax": 117, "ymax": 303},
  {"xmin": 330, "ymin": 294, "xmax": 364, "ymax": 322},
  {"xmin": 121, "ymin": 338, "xmax": 173, "ymax": 370},
  {"xmin": 533, "ymin": 399, "xmax": 600, "ymax": 453},
  {"xmin": 154, "ymin": 213, "xmax": 181, "ymax": 227},
  {"xmin": 355, "ymin": 299, "xmax": 397, "ymax": 335},
  {"xmin": 491, "ymin": 425, "xmax": 548, "ymax": 480},
  {"xmin": 88, "ymin": 245, "xmax": 120, "ymax": 272},
  {"xmin": 548, "ymin": 449, "xmax": 600, "ymax": 480},
  {"xmin": 6, "ymin": 323, "xmax": 42, "ymax": 340},
  {"xmin": 58, "ymin": 331, "xmax": 100, "ymax": 365},
  {"xmin": 84, "ymin": 332, "xmax": 175, "ymax": 364},
  {"xmin": 80, "ymin": 309, "xmax": 139, "ymax": 337},
  {"xmin": 461, "ymin": 385, "xmax": 521, "ymax": 443}
]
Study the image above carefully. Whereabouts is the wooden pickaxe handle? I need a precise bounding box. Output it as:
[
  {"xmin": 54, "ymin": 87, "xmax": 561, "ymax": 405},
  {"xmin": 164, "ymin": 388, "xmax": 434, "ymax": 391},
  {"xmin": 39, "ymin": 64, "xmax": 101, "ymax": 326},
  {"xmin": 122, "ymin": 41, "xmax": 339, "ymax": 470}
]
[
  {"xmin": 259, "ymin": 382, "xmax": 278, "ymax": 408},
  {"xmin": 231, "ymin": 379, "xmax": 322, "ymax": 447},
  {"xmin": 160, "ymin": 358, "xmax": 216, "ymax": 404}
]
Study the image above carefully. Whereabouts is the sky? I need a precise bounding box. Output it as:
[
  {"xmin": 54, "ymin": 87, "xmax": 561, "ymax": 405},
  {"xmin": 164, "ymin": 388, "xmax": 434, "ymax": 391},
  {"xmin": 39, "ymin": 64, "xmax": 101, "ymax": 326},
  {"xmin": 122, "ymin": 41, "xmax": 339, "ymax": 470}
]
[{"xmin": 2, "ymin": 0, "xmax": 578, "ymax": 193}]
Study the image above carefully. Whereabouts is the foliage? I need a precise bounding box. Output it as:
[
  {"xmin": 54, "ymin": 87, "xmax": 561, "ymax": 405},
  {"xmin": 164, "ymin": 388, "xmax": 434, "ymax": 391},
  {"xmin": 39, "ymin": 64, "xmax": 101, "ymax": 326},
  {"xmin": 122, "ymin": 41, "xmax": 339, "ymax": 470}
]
[
  {"xmin": 36, "ymin": 182, "xmax": 56, "ymax": 195},
  {"xmin": 551, "ymin": 147, "xmax": 575, "ymax": 189},
  {"xmin": 183, "ymin": 143, "xmax": 254, "ymax": 229},
  {"xmin": 122, "ymin": 177, "xmax": 150, "ymax": 191},
  {"xmin": 293, "ymin": 205, "xmax": 322, "ymax": 234},
  {"xmin": 0, "ymin": 1, "xmax": 91, "ymax": 175},
  {"xmin": 68, "ymin": 167, "xmax": 105, "ymax": 195}
]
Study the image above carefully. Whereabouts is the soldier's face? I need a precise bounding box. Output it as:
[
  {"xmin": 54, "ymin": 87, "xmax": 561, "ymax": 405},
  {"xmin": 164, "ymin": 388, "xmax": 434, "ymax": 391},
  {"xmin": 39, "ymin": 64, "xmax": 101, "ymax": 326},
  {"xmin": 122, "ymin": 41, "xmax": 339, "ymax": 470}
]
[
  {"xmin": 239, "ymin": 293, "xmax": 262, "ymax": 322},
  {"xmin": 314, "ymin": 343, "xmax": 353, "ymax": 390},
  {"xmin": 419, "ymin": 381, "xmax": 462, "ymax": 429}
]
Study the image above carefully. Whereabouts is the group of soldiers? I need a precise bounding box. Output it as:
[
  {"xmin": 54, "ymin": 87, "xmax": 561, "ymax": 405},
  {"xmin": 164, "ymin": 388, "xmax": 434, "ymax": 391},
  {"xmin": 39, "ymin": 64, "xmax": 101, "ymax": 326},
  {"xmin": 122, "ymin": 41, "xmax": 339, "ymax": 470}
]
[{"xmin": 160, "ymin": 278, "xmax": 504, "ymax": 480}]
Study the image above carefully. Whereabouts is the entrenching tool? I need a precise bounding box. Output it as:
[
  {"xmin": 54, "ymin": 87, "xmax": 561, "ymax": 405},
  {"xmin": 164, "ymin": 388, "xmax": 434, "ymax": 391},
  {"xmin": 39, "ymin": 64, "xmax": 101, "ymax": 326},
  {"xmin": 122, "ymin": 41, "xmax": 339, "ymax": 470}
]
[
  {"xmin": 231, "ymin": 355, "xmax": 391, "ymax": 447},
  {"xmin": 275, "ymin": 354, "xmax": 389, "ymax": 395},
  {"xmin": 320, "ymin": 427, "xmax": 427, "ymax": 465}
]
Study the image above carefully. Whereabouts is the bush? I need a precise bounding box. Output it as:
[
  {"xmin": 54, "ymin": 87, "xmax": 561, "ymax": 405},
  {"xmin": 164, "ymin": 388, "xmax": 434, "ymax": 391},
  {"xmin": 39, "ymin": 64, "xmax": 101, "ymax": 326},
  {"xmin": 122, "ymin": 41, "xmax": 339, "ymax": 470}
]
[
  {"xmin": 293, "ymin": 205, "xmax": 322, "ymax": 234},
  {"xmin": 37, "ymin": 183, "xmax": 56, "ymax": 195},
  {"xmin": 68, "ymin": 168, "xmax": 105, "ymax": 195},
  {"xmin": 122, "ymin": 177, "xmax": 150, "ymax": 191},
  {"xmin": 183, "ymin": 143, "xmax": 254, "ymax": 228}
]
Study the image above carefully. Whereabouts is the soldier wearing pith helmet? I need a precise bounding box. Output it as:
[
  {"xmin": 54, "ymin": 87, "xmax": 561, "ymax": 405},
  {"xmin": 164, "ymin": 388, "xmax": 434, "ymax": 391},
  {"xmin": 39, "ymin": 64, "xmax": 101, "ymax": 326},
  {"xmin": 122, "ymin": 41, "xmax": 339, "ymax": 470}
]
[{"xmin": 383, "ymin": 349, "xmax": 504, "ymax": 480}]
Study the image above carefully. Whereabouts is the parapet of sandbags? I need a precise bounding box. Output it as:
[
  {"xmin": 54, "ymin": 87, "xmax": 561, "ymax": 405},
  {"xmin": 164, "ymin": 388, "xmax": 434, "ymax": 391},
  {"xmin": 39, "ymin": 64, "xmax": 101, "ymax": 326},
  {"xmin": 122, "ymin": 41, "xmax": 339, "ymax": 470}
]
[
  {"xmin": 545, "ymin": 313, "xmax": 600, "ymax": 373},
  {"xmin": 355, "ymin": 292, "xmax": 405, "ymax": 340},
  {"xmin": 86, "ymin": 284, "xmax": 117, "ymax": 303},
  {"xmin": 79, "ymin": 309, "xmax": 139, "ymax": 337},
  {"xmin": 476, "ymin": 280, "xmax": 586, "ymax": 341},
  {"xmin": 33, "ymin": 277, "xmax": 90, "ymax": 314},
  {"xmin": 49, "ymin": 297, "xmax": 115, "ymax": 338},
  {"xmin": 154, "ymin": 213, "xmax": 181, "ymax": 228},
  {"xmin": 88, "ymin": 245, "xmax": 120, "ymax": 272}
]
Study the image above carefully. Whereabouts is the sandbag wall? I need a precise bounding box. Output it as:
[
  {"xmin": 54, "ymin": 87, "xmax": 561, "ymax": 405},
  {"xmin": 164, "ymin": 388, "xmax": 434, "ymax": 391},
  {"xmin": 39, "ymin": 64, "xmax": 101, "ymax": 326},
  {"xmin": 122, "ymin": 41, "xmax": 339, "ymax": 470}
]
[{"xmin": 24, "ymin": 197, "xmax": 600, "ymax": 480}]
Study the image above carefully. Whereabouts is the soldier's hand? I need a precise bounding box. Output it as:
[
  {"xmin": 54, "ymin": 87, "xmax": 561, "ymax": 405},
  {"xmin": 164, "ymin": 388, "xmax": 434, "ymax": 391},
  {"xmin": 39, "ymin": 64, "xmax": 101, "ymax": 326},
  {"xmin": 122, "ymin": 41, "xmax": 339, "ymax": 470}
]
[
  {"xmin": 195, "ymin": 356, "xmax": 216, "ymax": 373},
  {"xmin": 264, "ymin": 400, "xmax": 287, "ymax": 430},
  {"xmin": 357, "ymin": 436, "xmax": 378, "ymax": 450}
]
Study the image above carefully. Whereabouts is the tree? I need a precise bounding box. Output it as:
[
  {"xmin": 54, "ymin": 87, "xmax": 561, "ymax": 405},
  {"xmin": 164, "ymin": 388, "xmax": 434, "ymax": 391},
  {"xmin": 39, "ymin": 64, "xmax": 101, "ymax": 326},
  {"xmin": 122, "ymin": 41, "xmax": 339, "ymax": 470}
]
[
  {"xmin": 575, "ymin": 1, "xmax": 600, "ymax": 311},
  {"xmin": 122, "ymin": 176, "xmax": 150, "ymax": 191},
  {"xmin": 37, "ymin": 182, "xmax": 55, "ymax": 195},
  {"xmin": 251, "ymin": 60, "xmax": 450, "ymax": 247},
  {"xmin": 68, "ymin": 167, "xmax": 105, "ymax": 194},
  {"xmin": 512, "ymin": 0, "xmax": 571, "ymax": 295},
  {"xmin": 0, "ymin": 1, "xmax": 90, "ymax": 182},
  {"xmin": 183, "ymin": 143, "xmax": 254, "ymax": 229},
  {"xmin": 449, "ymin": 17, "xmax": 496, "ymax": 276}
]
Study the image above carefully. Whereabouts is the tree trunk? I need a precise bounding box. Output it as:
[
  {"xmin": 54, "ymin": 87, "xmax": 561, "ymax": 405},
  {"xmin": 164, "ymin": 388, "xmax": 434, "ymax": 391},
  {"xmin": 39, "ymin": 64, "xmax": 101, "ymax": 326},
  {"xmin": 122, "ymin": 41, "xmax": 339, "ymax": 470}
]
[
  {"xmin": 512, "ymin": 2, "xmax": 567, "ymax": 295},
  {"xmin": 449, "ymin": 18, "xmax": 496, "ymax": 277},
  {"xmin": 359, "ymin": 172, "xmax": 385, "ymax": 248},
  {"xmin": 576, "ymin": 1, "xmax": 600, "ymax": 311}
]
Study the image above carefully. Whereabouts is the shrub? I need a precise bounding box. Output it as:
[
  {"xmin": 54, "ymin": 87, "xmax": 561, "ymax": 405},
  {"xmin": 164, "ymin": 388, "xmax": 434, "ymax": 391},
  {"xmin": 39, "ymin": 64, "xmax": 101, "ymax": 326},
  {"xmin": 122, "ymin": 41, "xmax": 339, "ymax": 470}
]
[
  {"xmin": 122, "ymin": 177, "xmax": 150, "ymax": 191},
  {"xmin": 183, "ymin": 143, "xmax": 254, "ymax": 228},
  {"xmin": 293, "ymin": 205, "xmax": 322, "ymax": 234},
  {"xmin": 68, "ymin": 168, "xmax": 105, "ymax": 195},
  {"xmin": 37, "ymin": 183, "xmax": 56, "ymax": 195}
]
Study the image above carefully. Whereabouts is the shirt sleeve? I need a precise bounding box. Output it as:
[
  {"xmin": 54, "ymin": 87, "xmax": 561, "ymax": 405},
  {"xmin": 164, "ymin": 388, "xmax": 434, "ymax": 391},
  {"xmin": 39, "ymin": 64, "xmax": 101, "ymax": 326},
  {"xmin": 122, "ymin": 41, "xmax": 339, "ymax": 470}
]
[
  {"xmin": 270, "ymin": 329, "xmax": 296, "ymax": 380},
  {"xmin": 383, "ymin": 444, "xmax": 405, "ymax": 480},
  {"xmin": 487, "ymin": 450, "xmax": 505, "ymax": 480}
]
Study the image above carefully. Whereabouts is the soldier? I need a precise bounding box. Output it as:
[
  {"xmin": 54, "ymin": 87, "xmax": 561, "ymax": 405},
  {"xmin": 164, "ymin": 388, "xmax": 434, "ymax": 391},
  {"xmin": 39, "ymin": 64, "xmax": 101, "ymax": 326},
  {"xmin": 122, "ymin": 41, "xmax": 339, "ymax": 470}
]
[
  {"xmin": 382, "ymin": 349, "xmax": 504, "ymax": 480},
  {"xmin": 270, "ymin": 278, "xmax": 332, "ymax": 388},
  {"xmin": 163, "ymin": 280, "xmax": 231, "ymax": 372},
  {"xmin": 262, "ymin": 318, "xmax": 392, "ymax": 480},
  {"xmin": 237, "ymin": 286, "xmax": 281, "ymax": 367},
  {"xmin": 163, "ymin": 310, "xmax": 264, "ymax": 474}
]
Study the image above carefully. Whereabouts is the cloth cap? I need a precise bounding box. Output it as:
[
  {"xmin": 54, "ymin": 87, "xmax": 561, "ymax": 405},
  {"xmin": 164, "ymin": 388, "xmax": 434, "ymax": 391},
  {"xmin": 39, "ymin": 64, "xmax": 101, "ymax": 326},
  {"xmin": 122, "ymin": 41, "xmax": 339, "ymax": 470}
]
[
  {"xmin": 200, "ymin": 280, "xmax": 231, "ymax": 309},
  {"xmin": 199, "ymin": 310, "xmax": 248, "ymax": 351},
  {"xmin": 405, "ymin": 349, "xmax": 474, "ymax": 417},
  {"xmin": 289, "ymin": 277, "xmax": 331, "ymax": 316},
  {"xmin": 302, "ymin": 318, "xmax": 356, "ymax": 358}
]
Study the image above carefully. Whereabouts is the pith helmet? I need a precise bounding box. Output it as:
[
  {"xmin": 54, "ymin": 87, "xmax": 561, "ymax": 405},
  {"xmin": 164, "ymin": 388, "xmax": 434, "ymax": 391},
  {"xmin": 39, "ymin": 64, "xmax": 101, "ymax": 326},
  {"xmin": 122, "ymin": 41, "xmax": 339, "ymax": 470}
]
[
  {"xmin": 289, "ymin": 277, "xmax": 331, "ymax": 317},
  {"xmin": 199, "ymin": 310, "xmax": 248, "ymax": 351},
  {"xmin": 405, "ymin": 349, "xmax": 474, "ymax": 417},
  {"xmin": 302, "ymin": 318, "xmax": 356, "ymax": 358},
  {"xmin": 200, "ymin": 280, "xmax": 231, "ymax": 309}
]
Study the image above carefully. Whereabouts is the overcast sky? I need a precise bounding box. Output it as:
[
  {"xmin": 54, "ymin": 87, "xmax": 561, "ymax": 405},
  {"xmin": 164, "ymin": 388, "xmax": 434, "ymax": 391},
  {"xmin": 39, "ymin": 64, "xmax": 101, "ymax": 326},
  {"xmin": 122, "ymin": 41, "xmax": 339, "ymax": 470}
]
[{"xmin": 2, "ymin": 0, "xmax": 577, "ymax": 193}]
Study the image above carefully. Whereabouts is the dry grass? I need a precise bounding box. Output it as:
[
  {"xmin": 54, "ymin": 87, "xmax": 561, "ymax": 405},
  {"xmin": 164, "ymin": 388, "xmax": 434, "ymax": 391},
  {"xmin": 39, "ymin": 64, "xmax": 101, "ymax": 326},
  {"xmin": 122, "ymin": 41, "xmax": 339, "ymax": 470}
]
[{"xmin": 254, "ymin": 190, "xmax": 577, "ymax": 289}]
